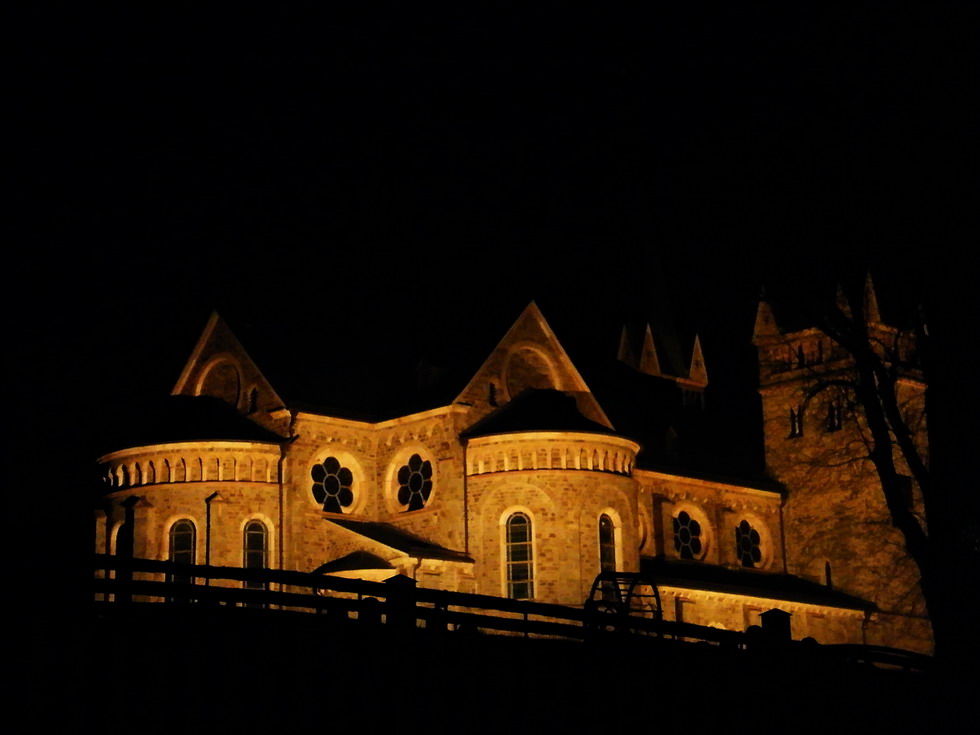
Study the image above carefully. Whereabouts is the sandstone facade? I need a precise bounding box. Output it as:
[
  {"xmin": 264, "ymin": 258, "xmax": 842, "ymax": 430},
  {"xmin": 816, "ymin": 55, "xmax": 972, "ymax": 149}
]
[{"xmin": 96, "ymin": 295, "xmax": 931, "ymax": 653}]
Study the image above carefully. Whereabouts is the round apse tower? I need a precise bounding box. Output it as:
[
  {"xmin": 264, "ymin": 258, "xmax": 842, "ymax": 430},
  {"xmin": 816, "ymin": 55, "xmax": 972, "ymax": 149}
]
[{"xmin": 461, "ymin": 389, "xmax": 641, "ymax": 606}]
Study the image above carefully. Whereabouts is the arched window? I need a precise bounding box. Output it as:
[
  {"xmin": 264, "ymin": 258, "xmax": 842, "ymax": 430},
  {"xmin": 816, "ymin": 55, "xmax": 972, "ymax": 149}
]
[
  {"xmin": 243, "ymin": 521, "xmax": 269, "ymax": 604},
  {"xmin": 599, "ymin": 514, "xmax": 616, "ymax": 573},
  {"xmin": 734, "ymin": 520, "xmax": 763, "ymax": 568},
  {"xmin": 168, "ymin": 520, "xmax": 196, "ymax": 588},
  {"xmin": 505, "ymin": 513, "xmax": 534, "ymax": 600}
]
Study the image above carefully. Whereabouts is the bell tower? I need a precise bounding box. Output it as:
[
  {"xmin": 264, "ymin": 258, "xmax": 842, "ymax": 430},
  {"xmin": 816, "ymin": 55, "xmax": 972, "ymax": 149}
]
[{"xmin": 752, "ymin": 279, "xmax": 932, "ymax": 653}]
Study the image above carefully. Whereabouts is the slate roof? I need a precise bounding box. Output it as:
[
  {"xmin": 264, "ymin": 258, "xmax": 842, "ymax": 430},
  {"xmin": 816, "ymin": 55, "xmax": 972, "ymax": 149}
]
[
  {"xmin": 641, "ymin": 557, "xmax": 875, "ymax": 612},
  {"xmin": 213, "ymin": 301, "xmax": 770, "ymax": 484},
  {"xmin": 327, "ymin": 518, "xmax": 474, "ymax": 563},
  {"xmin": 461, "ymin": 389, "xmax": 617, "ymax": 439},
  {"xmin": 97, "ymin": 394, "xmax": 288, "ymax": 456},
  {"xmin": 312, "ymin": 551, "xmax": 394, "ymax": 574}
]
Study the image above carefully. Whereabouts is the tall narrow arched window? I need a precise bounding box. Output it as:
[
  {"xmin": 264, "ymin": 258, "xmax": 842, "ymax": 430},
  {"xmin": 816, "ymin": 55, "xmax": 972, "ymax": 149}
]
[
  {"xmin": 168, "ymin": 520, "xmax": 196, "ymax": 588},
  {"xmin": 243, "ymin": 521, "xmax": 269, "ymax": 603},
  {"xmin": 599, "ymin": 514, "xmax": 616, "ymax": 573},
  {"xmin": 505, "ymin": 513, "xmax": 534, "ymax": 600},
  {"xmin": 598, "ymin": 514, "xmax": 617, "ymax": 600}
]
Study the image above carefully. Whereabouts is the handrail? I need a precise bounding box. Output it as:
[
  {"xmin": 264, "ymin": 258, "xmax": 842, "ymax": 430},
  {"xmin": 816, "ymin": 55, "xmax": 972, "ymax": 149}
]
[{"xmin": 92, "ymin": 555, "xmax": 931, "ymax": 672}]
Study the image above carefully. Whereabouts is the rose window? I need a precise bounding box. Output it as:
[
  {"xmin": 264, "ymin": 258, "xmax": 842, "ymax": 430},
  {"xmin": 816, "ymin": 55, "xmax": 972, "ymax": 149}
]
[
  {"xmin": 735, "ymin": 520, "xmax": 762, "ymax": 567},
  {"xmin": 311, "ymin": 457, "xmax": 354, "ymax": 513},
  {"xmin": 672, "ymin": 511, "xmax": 702, "ymax": 560},
  {"xmin": 397, "ymin": 453, "xmax": 433, "ymax": 511}
]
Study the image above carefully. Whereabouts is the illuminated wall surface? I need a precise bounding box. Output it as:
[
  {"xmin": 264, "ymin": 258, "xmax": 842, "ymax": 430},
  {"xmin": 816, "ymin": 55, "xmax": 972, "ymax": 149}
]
[{"xmin": 95, "ymin": 291, "xmax": 932, "ymax": 654}]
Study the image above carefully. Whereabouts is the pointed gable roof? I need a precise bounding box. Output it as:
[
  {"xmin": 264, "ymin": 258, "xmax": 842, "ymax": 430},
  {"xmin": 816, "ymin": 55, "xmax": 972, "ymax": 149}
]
[
  {"xmin": 454, "ymin": 301, "xmax": 613, "ymax": 428},
  {"xmin": 172, "ymin": 311, "xmax": 286, "ymax": 410}
]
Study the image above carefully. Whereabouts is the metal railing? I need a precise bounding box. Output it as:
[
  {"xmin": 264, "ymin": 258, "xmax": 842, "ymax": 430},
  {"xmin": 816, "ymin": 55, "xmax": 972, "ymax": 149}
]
[{"xmin": 92, "ymin": 554, "xmax": 932, "ymax": 672}]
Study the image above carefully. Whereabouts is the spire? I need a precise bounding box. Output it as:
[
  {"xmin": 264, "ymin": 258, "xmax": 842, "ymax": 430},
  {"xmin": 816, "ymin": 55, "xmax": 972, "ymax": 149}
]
[
  {"xmin": 617, "ymin": 325, "xmax": 637, "ymax": 368},
  {"xmin": 688, "ymin": 334, "xmax": 708, "ymax": 386},
  {"xmin": 863, "ymin": 272, "xmax": 881, "ymax": 324},
  {"xmin": 752, "ymin": 291, "xmax": 780, "ymax": 344},
  {"xmin": 639, "ymin": 324, "xmax": 662, "ymax": 376}
]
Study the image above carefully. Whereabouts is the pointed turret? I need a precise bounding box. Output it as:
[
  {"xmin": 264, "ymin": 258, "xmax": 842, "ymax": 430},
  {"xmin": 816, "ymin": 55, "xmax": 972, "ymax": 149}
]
[
  {"xmin": 688, "ymin": 334, "xmax": 708, "ymax": 386},
  {"xmin": 639, "ymin": 324, "xmax": 662, "ymax": 376},
  {"xmin": 752, "ymin": 291, "xmax": 780, "ymax": 344},
  {"xmin": 617, "ymin": 325, "xmax": 637, "ymax": 368},
  {"xmin": 863, "ymin": 272, "xmax": 881, "ymax": 324}
]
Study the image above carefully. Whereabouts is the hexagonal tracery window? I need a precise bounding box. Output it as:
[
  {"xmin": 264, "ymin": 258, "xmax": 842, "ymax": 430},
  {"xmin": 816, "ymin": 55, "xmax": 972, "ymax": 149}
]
[
  {"xmin": 397, "ymin": 453, "xmax": 433, "ymax": 511},
  {"xmin": 735, "ymin": 520, "xmax": 762, "ymax": 567},
  {"xmin": 311, "ymin": 457, "xmax": 355, "ymax": 513},
  {"xmin": 672, "ymin": 511, "xmax": 702, "ymax": 560}
]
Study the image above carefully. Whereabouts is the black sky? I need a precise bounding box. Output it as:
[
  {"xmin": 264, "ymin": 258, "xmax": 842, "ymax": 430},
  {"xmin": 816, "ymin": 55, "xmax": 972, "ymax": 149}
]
[{"xmin": 15, "ymin": 6, "xmax": 977, "ymax": 595}]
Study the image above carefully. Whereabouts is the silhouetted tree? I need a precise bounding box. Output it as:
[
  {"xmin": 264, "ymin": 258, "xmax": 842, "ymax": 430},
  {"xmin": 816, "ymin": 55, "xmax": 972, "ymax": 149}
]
[{"xmin": 770, "ymin": 277, "xmax": 977, "ymax": 664}]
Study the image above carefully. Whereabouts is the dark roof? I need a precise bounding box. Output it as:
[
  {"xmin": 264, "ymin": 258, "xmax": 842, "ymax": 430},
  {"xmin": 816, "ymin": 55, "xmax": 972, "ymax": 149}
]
[
  {"xmin": 98, "ymin": 394, "xmax": 288, "ymax": 455},
  {"xmin": 461, "ymin": 389, "xmax": 617, "ymax": 439},
  {"xmin": 572, "ymin": 356, "xmax": 769, "ymax": 482},
  {"xmin": 641, "ymin": 557, "xmax": 875, "ymax": 612},
  {"xmin": 327, "ymin": 518, "xmax": 474, "ymax": 563},
  {"xmin": 312, "ymin": 551, "xmax": 394, "ymax": 574},
  {"xmin": 218, "ymin": 301, "xmax": 770, "ymax": 484}
]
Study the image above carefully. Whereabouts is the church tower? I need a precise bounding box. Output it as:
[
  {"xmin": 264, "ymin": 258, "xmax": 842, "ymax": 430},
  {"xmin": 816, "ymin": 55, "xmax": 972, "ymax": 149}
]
[{"xmin": 752, "ymin": 279, "xmax": 932, "ymax": 653}]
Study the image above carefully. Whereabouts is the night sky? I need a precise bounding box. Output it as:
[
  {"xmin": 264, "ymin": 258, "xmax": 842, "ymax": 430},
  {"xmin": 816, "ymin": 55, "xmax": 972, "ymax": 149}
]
[{"xmin": 16, "ymin": 6, "xmax": 976, "ymax": 602}]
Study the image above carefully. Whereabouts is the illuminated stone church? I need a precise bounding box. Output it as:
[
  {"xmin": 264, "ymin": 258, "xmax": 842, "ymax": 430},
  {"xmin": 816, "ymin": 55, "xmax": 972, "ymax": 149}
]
[{"xmin": 94, "ymin": 285, "xmax": 932, "ymax": 654}]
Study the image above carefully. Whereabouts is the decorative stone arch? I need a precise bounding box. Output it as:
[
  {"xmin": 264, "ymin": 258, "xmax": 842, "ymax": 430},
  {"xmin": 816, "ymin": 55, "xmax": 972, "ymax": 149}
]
[
  {"xmin": 220, "ymin": 455, "xmax": 235, "ymax": 481},
  {"xmin": 253, "ymin": 456, "xmax": 269, "ymax": 482},
  {"xmin": 109, "ymin": 518, "xmax": 132, "ymax": 556},
  {"xmin": 204, "ymin": 457, "xmax": 220, "ymax": 482},
  {"xmin": 501, "ymin": 342, "xmax": 560, "ymax": 400},
  {"xmin": 669, "ymin": 501, "xmax": 712, "ymax": 562},
  {"xmin": 636, "ymin": 509, "xmax": 650, "ymax": 553},
  {"xmin": 384, "ymin": 444, "xmax": 439, "ymax": 514},
  {"xmin": 235, "ymin": 455, "xmax": 252, "ymax": 481},
  {"xmin": 731, "ymin": 511, "xmax": 775, "ymax": 570},
  {"xmin": 174, "ymin": 457, "xmax": 187, "ymax": 482},
  {"xmin": 195, "ymin": 354, "xmax": 244, "ymax": 408},
  {"xmin": 307, "ymin": 448, "xmax": 367, "ymax": 515},
  {"xmin": 189, "ymin": 457, "xmax": 203, "ymax": 482},
  {"xmin": 478, "ymin": 480, "xmax": 558, "ymax": 520},
  {"xmin": 145, "ymin": 461, "xmax": 155, "ymax": 484}
]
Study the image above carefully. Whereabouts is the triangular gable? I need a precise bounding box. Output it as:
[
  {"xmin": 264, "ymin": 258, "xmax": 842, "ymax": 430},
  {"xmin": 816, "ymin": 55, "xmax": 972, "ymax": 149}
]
[
  {"xmin": 172, "ymin": 312, "xmax": 286, "ymax": 423},
  {"xmin": 455, "ymin": 302, "xmax": 613, "ymax": 429}
]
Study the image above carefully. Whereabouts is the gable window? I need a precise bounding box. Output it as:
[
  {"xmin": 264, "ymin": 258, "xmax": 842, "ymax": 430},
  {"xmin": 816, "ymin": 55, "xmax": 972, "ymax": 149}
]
[
  {"xmin": 505, "ymin": 513, "xmax": 534, "ymax": 600},
  {"xmin": 243, "ymin": 520, "xmax": 269, "ymax": 605},
  {"xmin": 168, "ymin": 520, "xmax": 196, "ymax": 586},
  {"xmin": 672, "ymin": 511, "xmax": 702, "ymax": 560}
]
